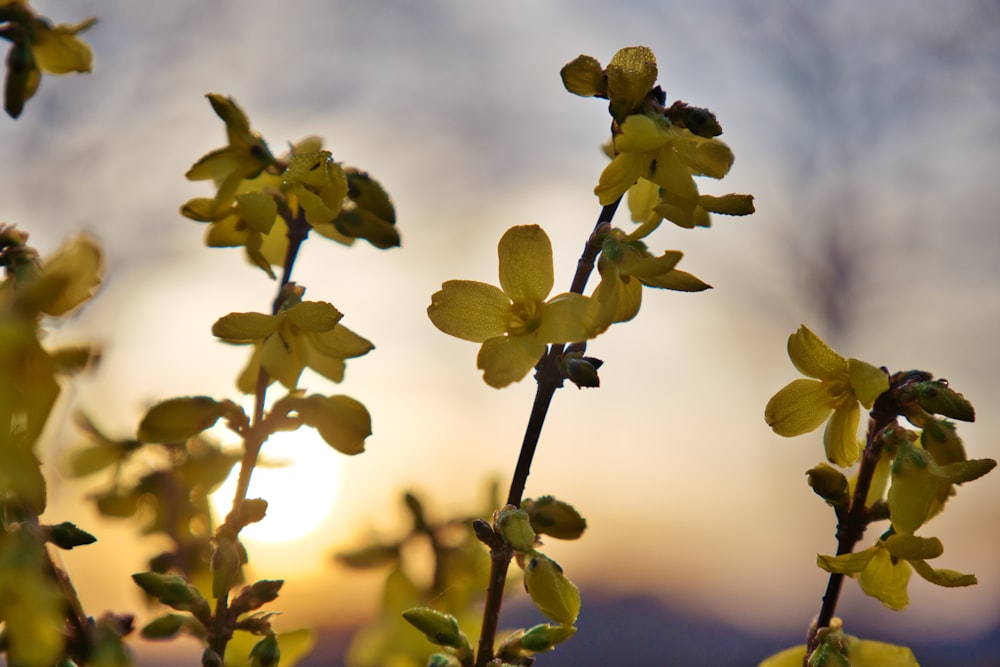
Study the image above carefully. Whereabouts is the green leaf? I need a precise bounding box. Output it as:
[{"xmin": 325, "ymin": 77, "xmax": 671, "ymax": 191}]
[
  {"xmin": 519, "ymin": 623, "xmax": 577, "ymax": 652},
  {"xmin": 914, "ymin": 380, "xmax": 975, "ymax": 422},
  {"xmin": 286, "ymin": 394, "xmax": 372, "ymax": 455},
  {"xmin": 137, "ymin": 396, "xmax": 227, "ymax": 443},
  {"xmin": 45, "ymin": 521, "xmax": 97, "ymax": 550},
  {"xmin": 132, "ymin": 572, "xmax": 209, "ymax": 613},
  {"xmin": 140, "ymin": 613, "xmax": 190, "ymax": 640},
  {"xmin": 521, "ymin": 496, "xmax": 587, "ymax": 540},
  {"xmin": 334, "ymin": 544, "xmax": 400, "ymax": 569},
  {"xmin": 934, "ymin": 457, "xmax": 996, "ymax": 484},
  {"xmin": 401, "ymin": 608, "xmax": 467, "ymax": 649},
  {"xmin": 523, "ymin": 554, "xmax": 581, "ymax": 625}
]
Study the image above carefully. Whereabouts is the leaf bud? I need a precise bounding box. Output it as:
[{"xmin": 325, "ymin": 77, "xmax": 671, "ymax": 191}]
[
  {"xmin": 335, "ymin": 544, "xmax": 400, "ymax": 569},
  {"xmin": 131, "ymin": 572, "xmax": 205, "ymax": 613},
  {"xmin": 211, "ymin": 529, "xmax": 245, "ymax": 599},
  {"xmin": 520, "ymin": 623, "xmax": 577, "ymax": 652},
  {"xmin": 495, "ymin": 505, "xmax": 536, "ymax": 552},
  {"xmin": 562, "ymin": 355, "xmax": 602, "ymax": 389},
  {"xmin": 806, "ymin": 464, "xmax": 849, "ymax": 507},
  {"xmin": 233, "ymin": 498, "xmax": 268, "ymax": 530},
  {"xmin": 248, "ymin": 634, "xmax": 280, "ymax": 667},
  {"xmin": 913, "ymin": 380, "xmax": 975, "ymax": 422},
  {"xmin": 521, "ymin": 496, "xmax": 587, "ymax": 540},
  {"xmin": 523, "ymin": 554, "xmax": 581, "ymax": 626},
  {"xmin": 45, "ymin": 521, "xmax": 97, "ymax": 550},
  {"xmin": 202, "ymin": 648, "xmax": 223, "ymax": 667},
  {"xmin": 140, "ymin": 614, "xmax": 187, "ymax": 640},
  {"xmin": 401, "ymin": 608, "xmax": 468, "ymax": 650},
  {"xmin": 231, "ymin": 580, "xmax": 284, "ymax": 615},
  {"xmin": 427, "ymin": 654, "xmax": 462, "ymax": 667}
]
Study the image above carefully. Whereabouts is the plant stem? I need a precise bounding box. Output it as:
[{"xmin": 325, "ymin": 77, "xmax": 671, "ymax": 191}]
[
  {"xmin": 807, "ymin": 392, "xmax": 900, "ymax": 657},
  {"xmin": 211, "ymin": 210, "xmax": 310, "ymax": 662},
  {"xmin": 474, "ymin": 198, "xmax": 621, "ymax": 667},
  {"xmin": 224, "ymin": 211, "xmax": 310, "ymax": 528}
]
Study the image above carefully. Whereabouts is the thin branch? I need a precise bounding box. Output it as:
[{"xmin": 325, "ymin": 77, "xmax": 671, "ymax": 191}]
[{"xmin": 474, "ymin": 197, "xmax": 621, "ymax": 667}]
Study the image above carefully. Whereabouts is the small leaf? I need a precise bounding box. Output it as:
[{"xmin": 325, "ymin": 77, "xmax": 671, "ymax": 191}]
[
  {"xmin": 519, "ymin": 623, "xmax": 577, "ymax": 652},
  {"xmin": 248, "ymin": 634, "xmax": 280, "ymax": 667},
  {"xmin": 286, "ymin": 394, "xmax": 372, "ymax": 455},
  {"xmin": 914, "ymin": 380, "xmax": 975, "ymax": 422},
  {"xmin": 140, "ymin": 613, "xmax": 189, "ymax": 640},
  {"xmin": 45, "ymin": 521, "xmax": 97, "ymax": 550},
  {"xmin": 521, "ymin": 497, "xmax": 587, "ymax": 540},
  {"xmin": 523, "ymin": 554, "xmax": 581, "ymax": 625},
  {"xmin": 138, "ymin": 396, "xmax": 227, "ymax": 443},
  {"xmin": 401, "ymin": 608, "xmax": 467, "ymax": 649},
  {"xmin": 334, "ymin": 544, "xmax": 400, "ymax": 569}
]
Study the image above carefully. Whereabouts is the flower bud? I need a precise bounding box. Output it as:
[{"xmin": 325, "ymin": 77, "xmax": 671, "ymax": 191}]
[
  {"xmin": 913, "ymin": 380, "xmax": 975, "ymax": 422},
  {"xmin": 806, "ymin": 464, "xmax": 849, "ymax": 507},
  {"xmin": 248, "ymin": 634, "xmax": 280, "ymax": 667},
  {"xmin": 401, "ymin": 608, "xmax": 467, "ymax": 650},
  {"xmin": 45, "ymin": 522, "xmax": 97, "ymax": 550},
  {"xmin": 495, "ymin": 506, "xmax": 536, "ymax": 552},
  {"xmin": 520, "ymin": 623, "xmax": 577, "ymax": 652}
]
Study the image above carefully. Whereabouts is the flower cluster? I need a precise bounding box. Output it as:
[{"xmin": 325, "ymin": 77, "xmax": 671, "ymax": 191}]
[{"xmin": 181, "ymin": 95, "xmax": 399, "ymax": 278}]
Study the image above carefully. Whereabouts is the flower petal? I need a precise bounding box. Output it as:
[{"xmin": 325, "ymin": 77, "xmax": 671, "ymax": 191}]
[
  {"xmin": 536, "ymin": 293, "xmax": 598, "ymax": 343},
  {"xmin": 787, "ymin": 325, "xmax": 847, "ymax": 379},
  {"xmin": 498, "ymin": 225, "xmax": 554, "ymax": 304},
  {"xmin": 428, "ymin": 281, "xmax": 510, "ymax": 343},
  {"xmin": 824, "ymin": 402, "xmax": 861, "ymax": 467},
  {"xmin": 848, "ymin": 358, "xmax": 889, "ymax": 409},
  {"xmin": 858, "ymin": 547, "xmax": 911, "ymax": 611},
  {"xmin": 764, "ymin": 379, "xmax": 833, "ymax": 437},
  {"xmin": 477, "ymin": 336, "xmax": 546, "ymax": 388},
  {"xmin": 595, "ymin": 152, "xmax": 649, "ymax": 206}
]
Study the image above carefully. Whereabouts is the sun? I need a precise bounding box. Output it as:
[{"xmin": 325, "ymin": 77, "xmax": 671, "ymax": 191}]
[{"xmin": 211, "ymin": 428, "xmax": 341, "ymax": 544}]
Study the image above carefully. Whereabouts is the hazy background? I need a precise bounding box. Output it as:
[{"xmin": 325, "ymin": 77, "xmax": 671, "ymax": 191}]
[{"xmin": 2, "ymin": 1, "xmax": 999, "ymax": 664}]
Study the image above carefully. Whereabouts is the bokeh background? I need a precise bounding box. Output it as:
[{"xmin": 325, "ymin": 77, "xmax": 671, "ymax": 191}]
[{"xmin": 2, "ymin": 1, "xmax": 999, "ymax": 665}]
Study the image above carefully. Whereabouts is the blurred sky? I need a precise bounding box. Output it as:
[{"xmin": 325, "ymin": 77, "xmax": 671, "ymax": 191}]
[{"xmin": 3, "ymin": 0, "xmax": 1000, "ymax": 661}]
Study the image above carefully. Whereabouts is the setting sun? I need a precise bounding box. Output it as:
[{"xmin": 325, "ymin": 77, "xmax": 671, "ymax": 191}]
[{"xmin": 211, "ymin": 428, "xmax": 342, "ymax": 544}]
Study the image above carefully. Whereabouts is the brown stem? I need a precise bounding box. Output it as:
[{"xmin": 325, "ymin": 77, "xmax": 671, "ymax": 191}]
[
  {"xmin": 212, "ymin": 209, "xmax": 310, "ymax": 659},
  {"xmin": 474, "ymin": 198, "xmax": 621, "ymax": 667},
  {"xmin": 807, "ymin": 393, "xmax": 900, "ymax": 657}
]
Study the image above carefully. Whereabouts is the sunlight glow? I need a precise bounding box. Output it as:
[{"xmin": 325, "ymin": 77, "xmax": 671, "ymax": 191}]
[{"xmin": 211, "ymin": 428, "xmax": 341, "ymax": 544}]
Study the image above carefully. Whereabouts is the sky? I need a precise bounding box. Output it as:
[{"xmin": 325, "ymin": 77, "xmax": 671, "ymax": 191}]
[{"xmin": 3, "ymin": 0, "xmax": 1000, "ymax": 663}]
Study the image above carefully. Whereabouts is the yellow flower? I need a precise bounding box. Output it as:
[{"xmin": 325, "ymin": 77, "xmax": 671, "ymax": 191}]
[
  {"xmin": 1, "ymin": 5, "xmax": 95, "ymax": 117},
  {"xmin": 185, "ymin": 94, "xmax": 275, "ymax": 213},
  {"xmin": 765, "ymin": 326, "xmax": 888, "ymax": 467},
  {"xmin": 427, "ymin": 225, "xmax": 595, "ymax": 388},
  {"xmin": 589, "ymin": 228, "xmax": 708, "ymax": 331},
  {"xmin": 212, "ymin": 299, "xmax": 373, "ymax": 393},
  {"xmin": 817, "ymin": 533, "xmax": 976, "ymax": 611},
  {"xmin": 595, "ymin": 113, "xmax": 735, "ymax": 208}
]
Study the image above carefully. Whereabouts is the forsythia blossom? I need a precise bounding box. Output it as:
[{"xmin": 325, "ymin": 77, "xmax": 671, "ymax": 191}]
[
  {"xmin": 427, "ymin": 225, "xmax": 596, "ymax": 388},
  {"xmin": 764, "ymin": 325, "xmax": 889, "ymax": 467}
]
